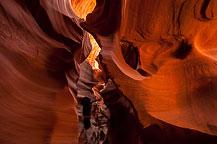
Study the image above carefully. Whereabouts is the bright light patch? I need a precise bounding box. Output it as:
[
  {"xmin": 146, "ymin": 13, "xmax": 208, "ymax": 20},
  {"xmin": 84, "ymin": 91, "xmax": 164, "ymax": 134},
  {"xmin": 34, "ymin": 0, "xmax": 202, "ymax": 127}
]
[{"xmin": 71, "ymin": 0, "xmax": 100, "ymax": 70}]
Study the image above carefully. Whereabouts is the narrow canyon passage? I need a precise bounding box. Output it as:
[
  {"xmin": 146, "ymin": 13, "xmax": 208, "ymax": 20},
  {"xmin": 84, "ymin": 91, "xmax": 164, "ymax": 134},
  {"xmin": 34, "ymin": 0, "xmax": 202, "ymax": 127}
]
[{"xmin": 0, "ymin": 0, "xmax": 217, "ymax": 144}]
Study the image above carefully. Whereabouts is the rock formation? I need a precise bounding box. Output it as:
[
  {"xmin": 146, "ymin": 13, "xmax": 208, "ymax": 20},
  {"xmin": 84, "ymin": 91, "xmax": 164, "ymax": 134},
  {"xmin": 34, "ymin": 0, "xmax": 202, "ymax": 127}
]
[
  {"xmin": 1, "ymin": 0, "xmax": 217, "ymax": 144},
  {"xmin": 82, "ymin": 0, "xmax": 217, "ymax": 135}
]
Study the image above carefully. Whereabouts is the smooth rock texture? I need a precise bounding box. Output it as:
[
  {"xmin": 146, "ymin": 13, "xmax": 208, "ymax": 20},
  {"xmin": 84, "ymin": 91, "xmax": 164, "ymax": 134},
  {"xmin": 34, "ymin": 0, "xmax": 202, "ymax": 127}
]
[
  {"xmin": 1, "ymin": 0, "xmax": 217, "ymax": 143},
  {"xmin": 82, "ymin": 0, "xmax": 217, "ymax": 136},
  {"xmin": 0, "ymin": 0, "xmax": 89, "ymax": 143}
]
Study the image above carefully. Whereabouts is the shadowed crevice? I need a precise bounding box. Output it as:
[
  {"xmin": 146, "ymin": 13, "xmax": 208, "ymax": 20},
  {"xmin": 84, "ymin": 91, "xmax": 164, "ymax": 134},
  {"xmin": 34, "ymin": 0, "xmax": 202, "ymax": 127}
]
[
  {"xmin": 200, "ymin": 0, "xmax": 211, "ymax": 20},
  {"xmin": 81, "ymin": 97, "xmax": 91, "ymax": 129},
  {"xmin": 173, "ymin": 40, "xmax": 193, "ymax": 59},
  {"xmin": 120, "ymin": 40, "xmax": 152, "ymax": 77}
]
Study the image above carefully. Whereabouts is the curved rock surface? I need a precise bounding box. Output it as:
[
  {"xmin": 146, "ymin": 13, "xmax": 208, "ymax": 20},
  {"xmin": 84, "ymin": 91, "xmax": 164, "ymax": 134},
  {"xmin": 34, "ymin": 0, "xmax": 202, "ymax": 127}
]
[
  {"xmin": 1, "ymin": 0, "xmax": 217, "ymax": 143},
  {"xmin": 82, "ymin": 0, "xmax": 217, "ymax": 136},
  {"xmin": 0, "ymin": 0, "xmax": 88, "ymax": 143}
]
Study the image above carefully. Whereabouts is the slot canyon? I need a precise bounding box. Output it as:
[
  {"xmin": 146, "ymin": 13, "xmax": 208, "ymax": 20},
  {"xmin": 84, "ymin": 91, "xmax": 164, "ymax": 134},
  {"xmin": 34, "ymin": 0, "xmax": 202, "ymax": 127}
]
[{"xmin": 1, "ymin": 0, "xmax": 217, "ymax": 143}]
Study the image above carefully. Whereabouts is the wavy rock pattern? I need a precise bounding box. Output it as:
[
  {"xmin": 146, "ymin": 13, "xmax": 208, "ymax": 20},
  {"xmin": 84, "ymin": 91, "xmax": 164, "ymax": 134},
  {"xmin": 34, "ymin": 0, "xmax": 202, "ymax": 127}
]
[
  {"xmin": 82, "ymin": 0, "xmax": 217, "ymax": 136},
  {"xmin": 1, "ymin": 0, "xmax": 217, "ymax": 143},
  {"xmin": 0, "ymin": 0, "xmax": 89, "ymax": 143}
]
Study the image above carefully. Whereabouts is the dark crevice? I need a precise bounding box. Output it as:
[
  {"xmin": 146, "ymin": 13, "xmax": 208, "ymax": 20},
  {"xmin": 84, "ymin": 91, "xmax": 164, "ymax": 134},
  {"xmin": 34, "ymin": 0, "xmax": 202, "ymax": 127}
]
[
  {"xmin": 200, "ymin": 0, "xmax": 211, "ymax": 20},
  {"xmin": 173, "ymin": 40, "xmax": 193, "ymax": 59},
  {"xmin": 101, "ymin": 88, "xmax": 143, "ymax": 144},
  {"xmin": 136, "ymin": 29, "xmax": 146, "ymax": 40},
  {"xmin": 137, "ymin": 68, "xmax": 152, "ymax": 77},
  {"xmin": 194, "ymin": 0, "xmax": 213, "ymax": 21},
  {"xmin": 81, "ymin": 97, "xmax": 91, "ymax": 129},
  {"xmin": 177, "ymin": 0, "xmax": 187, "ymax": 34},
  {"xmin": 120, "ymin": 40, "xmax": 140, "ymax": 70},
  {"xmin": 120, "ymin": 40, "xmax": 152, "ymax": 77}
]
